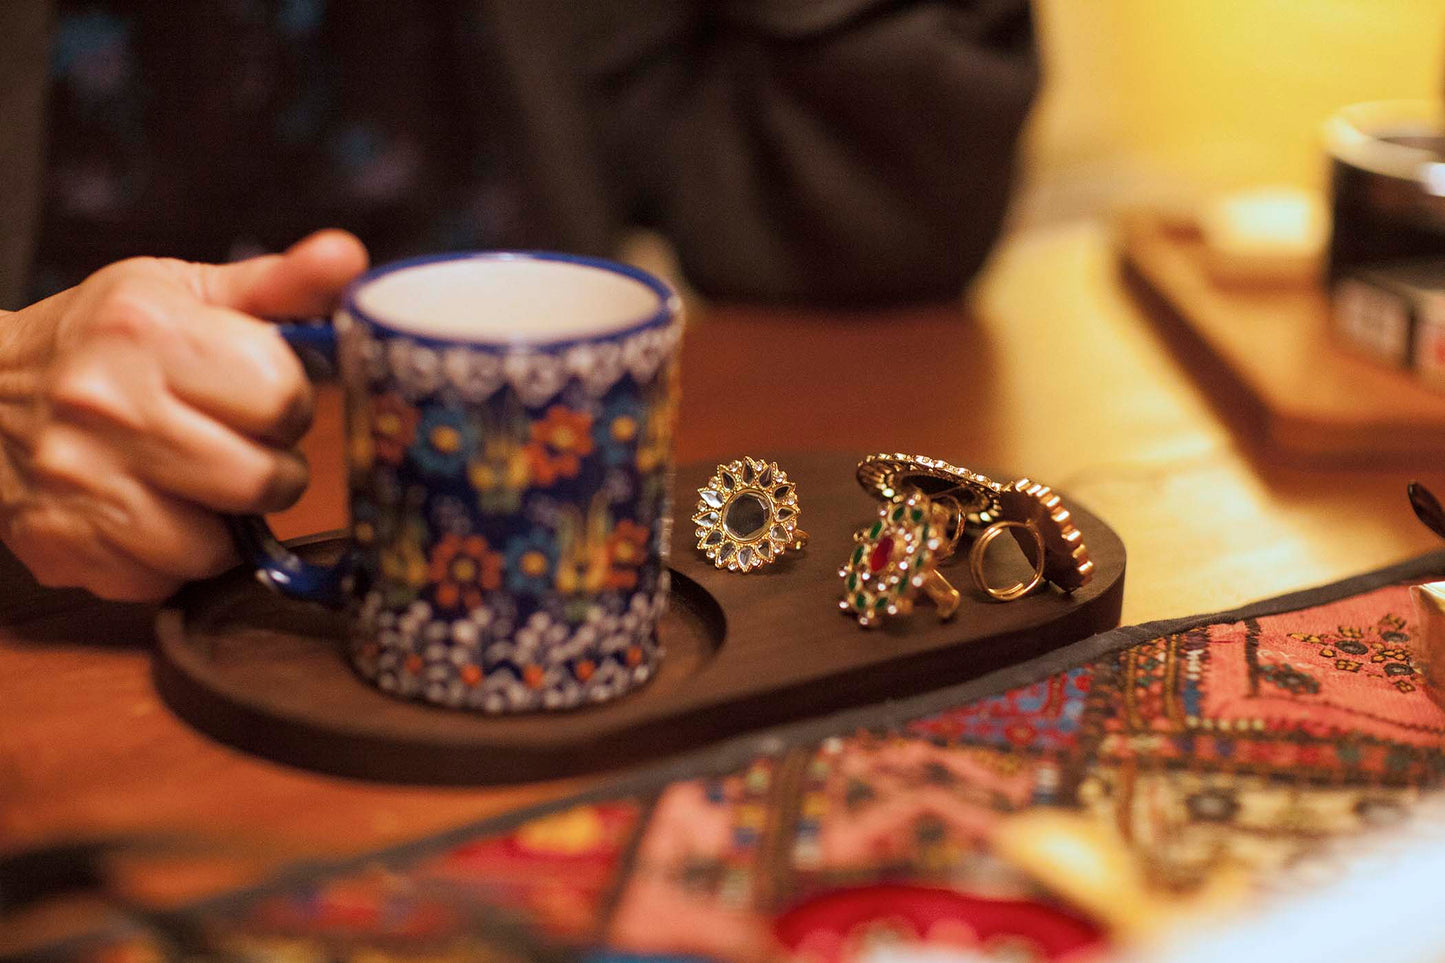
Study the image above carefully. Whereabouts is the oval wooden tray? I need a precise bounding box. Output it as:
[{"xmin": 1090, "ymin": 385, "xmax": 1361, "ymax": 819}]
[{"xmin": 154, "ymin": 452, "xmax": 1125, "ymax": 783}]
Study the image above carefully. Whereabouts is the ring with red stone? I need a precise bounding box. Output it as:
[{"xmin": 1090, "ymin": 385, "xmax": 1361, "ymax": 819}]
[
  {"xmin": 693, "ymin": 456, "xmax": 809, "ymax": 572},
  {"xmin": 838, "ymin": 491, "xmax": 961, "ymax": 628}
]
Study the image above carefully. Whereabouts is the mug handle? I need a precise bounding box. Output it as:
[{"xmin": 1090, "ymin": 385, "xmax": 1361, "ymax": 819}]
[{"xmin": 224, "ymin": 319, "xmax": 352, "ymax": 608}]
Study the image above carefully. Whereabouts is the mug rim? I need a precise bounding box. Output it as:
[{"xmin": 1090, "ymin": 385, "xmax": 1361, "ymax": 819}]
[{"xmin": 340, "ymin": 250, "xmax": 681, "ymax": 349}]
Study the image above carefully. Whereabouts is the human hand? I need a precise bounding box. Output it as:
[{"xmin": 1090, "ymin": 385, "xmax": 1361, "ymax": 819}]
[{"xmin": 0, "ymin": 230, "xmax": 368, "ymax": 601}]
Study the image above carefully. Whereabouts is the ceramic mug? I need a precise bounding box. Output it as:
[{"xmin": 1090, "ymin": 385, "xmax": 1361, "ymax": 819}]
[{"xmin": 232, "ymin": 252, "xmax": 682, "ymax": 713}]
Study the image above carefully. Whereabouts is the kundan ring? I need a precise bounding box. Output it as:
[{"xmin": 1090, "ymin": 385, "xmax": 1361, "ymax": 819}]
[
  {"xmin": 839, "ymin": 491, "xmax": 960, "ymax": 628},
  {"xmin": 693, "ymin": 457, "xmax": 809, "ymax": 572},
  {"xmin": 856, "ymin": 453, "xmax": 1004, "ymax": 536}
]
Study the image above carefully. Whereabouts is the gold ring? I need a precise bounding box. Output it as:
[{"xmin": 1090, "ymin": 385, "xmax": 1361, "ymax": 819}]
[
  {"xmin": 969, "ymin": 520, "xmax": 1047, "ymax": 602},
  {"xmin": 928, "ymin": 493, "xmax": 970, "ymax": 560},
  {"xmin": 839, "ymin": 491, "xmax": 960, "ymax": 628},
  {"xmin": 998, "ymin": 478, "xmax": 1093, "ymax": 592},
  {"xmin": 856, "ymin": 453, "xmax": 1004, "ymax": 534},
  {"xmin": 693, "ymin": 457, "xmax": 808, "ymax": 572}
]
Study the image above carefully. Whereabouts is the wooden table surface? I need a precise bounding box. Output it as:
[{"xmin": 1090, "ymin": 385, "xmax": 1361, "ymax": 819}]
[{"xmin": 3, "ymin": 221, "xmax": 1441, "ymax": 924}]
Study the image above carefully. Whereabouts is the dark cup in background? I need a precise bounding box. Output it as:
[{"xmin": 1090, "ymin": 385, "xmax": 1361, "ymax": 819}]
[{"xmin": 1326, "ymin": 101, "xmax": 1445, "ymax": 281}]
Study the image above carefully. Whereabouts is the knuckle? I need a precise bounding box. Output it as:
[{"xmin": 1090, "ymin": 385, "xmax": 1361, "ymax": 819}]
[
  {"xmin": 223, "ymin": 329, "xmax": 311, "ymax": 432},
  {"xmin": 90, "ymin": 277, "xmax": 167, "ymax": 342},
  {"xmin": 48, "ymin": 366, "xmax": 108, "ymax": 418},
  {"xmin": 46, "ymin": 357, "xmax": 148, "ymax": 430},
  {"xmin": 89, "ymin": 257, "xmax": 154, "ymax": 285},
  {"xmin": 255, "ymin": 332, "xmax": 308, "ymax": 396},
  {"xmin": 29, "ymin": 429, "xmax": 85, "ymax": 485}
]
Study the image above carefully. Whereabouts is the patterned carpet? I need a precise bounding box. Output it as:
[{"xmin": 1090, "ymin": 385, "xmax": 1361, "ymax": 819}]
[{"xmin": 70, "ymin": 554, "xmax": 1445, "ymax": 962}]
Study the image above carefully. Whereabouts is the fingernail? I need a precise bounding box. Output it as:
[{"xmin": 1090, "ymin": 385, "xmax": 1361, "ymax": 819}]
[
  {"xmin": 264, "ymin": 387, "xmax": 315, "ymax": 447},
  {"xmin": 257, "ymin": 451, "xmax": 310, "ymax": 513}
]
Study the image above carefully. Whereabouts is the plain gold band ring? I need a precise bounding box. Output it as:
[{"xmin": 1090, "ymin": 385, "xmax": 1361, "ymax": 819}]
[{"xmin": 968, "ymin": 520, "xmax": 1047, "ymax": 602}]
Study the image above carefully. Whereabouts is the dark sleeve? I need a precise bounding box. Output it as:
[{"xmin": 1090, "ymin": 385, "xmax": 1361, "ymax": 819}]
[
  {"xmin": 605, "ymin": 0, "xmax": 1041, "ymax": 306},
  {"xmin": 0, "ymin": 0, "xmax": 52, "ymax": 311}
]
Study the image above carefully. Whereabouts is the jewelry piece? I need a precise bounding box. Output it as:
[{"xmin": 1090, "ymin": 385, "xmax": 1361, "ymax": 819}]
[
  {"xmin": 856, "ymin": 453, "xmax": 1004, "ymax": 534},
  {"xmin": 968, "ymin": 520, "xmax": 1047, "ymax": 602},
  {"xmin": 693, "ymin": 456, "xmax": 809, "ymax": 572},
  {"xmin": 839, "ymin": 491, "xmax": 960, "ymax": 628},
  {"xmin": 997, "ymin": 478, "xmax": 1093, "ymax": 592}
]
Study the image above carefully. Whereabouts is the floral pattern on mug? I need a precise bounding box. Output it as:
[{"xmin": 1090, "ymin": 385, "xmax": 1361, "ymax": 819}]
[
  {"xmin": 371, "ymin": 393, "xmax": 419, "ymax": 465},
  {"xmin": 594, "ymin": 395, "xmax": 644, "ymax": 468},
  {"xmin": 352, "ymin": 585, "xmax": 667, "ymax": 713},
  {"xmin": 411, "ymin": 407, "xmax": 476, "ymax": 478},
  {"xmin": 505, "ymin": 530, "xmax": 559, "ymax": 595},
  {"xmin": 336, "ymin": 267, "xmax": 679, "ymax": 713},
  {"xmin": 427, "ymin": 534, "xmax": 503, "ymax": 613},
  {"xmin": 604, "ymin": 520, "xmax": 650, "ymax": 590},
  {"xmin": 526, "ymin": 405, "xmax": 594, "ymax": 486},
  {"xmin": 378, "ymin": 527, "xmax": 429, "ymax": 607},
  {"xmin": 469, "ymin": 447, "xmax": 531, "ymax": 514}
]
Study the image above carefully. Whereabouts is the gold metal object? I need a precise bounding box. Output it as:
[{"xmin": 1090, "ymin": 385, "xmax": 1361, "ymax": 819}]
[
  {"xmin": 997, "ymin": 478, "xmax": 1093, "ymax": 592},
  {"xmin": 856, "ymin": 453, "xmax": 1004, "ymax": 533},
  {"xmin": 838, "ymin": 491, "xmax": 959, "ymax": 628},
  {"xmin": 928, "ymin": 493, "xmax": 969, "ymax": 560},
  {"xmin": 968, "ymin": 520, "xmax": 1047, "ymax": 602},
  {"xmin": 693, "ymin": 456, "xmax": 808, "ymax": 572}
]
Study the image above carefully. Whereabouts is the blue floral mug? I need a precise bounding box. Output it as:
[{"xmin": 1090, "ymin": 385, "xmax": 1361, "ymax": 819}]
[{"xmin": 232, "ymin": 253, "xmax": 682, "ymax": 713}]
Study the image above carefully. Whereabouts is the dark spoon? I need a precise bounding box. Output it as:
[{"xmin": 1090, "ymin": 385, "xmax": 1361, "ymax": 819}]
[{"xmin": 1408, "ymin": 481, "xmax": 1445, "ymax": 542}]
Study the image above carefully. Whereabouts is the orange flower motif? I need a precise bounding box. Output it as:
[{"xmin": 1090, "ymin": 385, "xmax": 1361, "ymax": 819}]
[
  {"xmin": 524, "ymin": 444, "xmax": 566, "ymax": 487},
  {"xmin": 604, "ymin": 519, "xmax": 651, "ymax": 589},
  {"xmin": 428, "ymin": 534, "xmax": 503, "ymax": 611},
  {"xmin": 371, "ymin": 393, "xmax": 420, "ymax": 464},
  {"xmin": 526, "ymin": 406, "xmax": 594, "ymax": 485}
]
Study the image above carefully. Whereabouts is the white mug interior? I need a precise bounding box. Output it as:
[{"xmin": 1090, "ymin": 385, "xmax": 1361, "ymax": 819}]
[{"xmin": 351, "ymin": 255, "xmax": 667, "ymax": 344}]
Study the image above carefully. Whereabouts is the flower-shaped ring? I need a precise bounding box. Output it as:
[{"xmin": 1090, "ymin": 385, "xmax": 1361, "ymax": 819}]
[
  {"xmin": 693, "ymin": 457, "xmax": 809, "ymax": 572},
  {"xmin": 839, "ymin": 491, "xmax": 961, "ymax": 628}
]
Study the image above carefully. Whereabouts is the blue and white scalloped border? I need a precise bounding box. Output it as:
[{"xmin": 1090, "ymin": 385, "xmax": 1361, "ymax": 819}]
[{"xmin": 355, "ymin": 322, "xmax": 681, "ymax": 405}]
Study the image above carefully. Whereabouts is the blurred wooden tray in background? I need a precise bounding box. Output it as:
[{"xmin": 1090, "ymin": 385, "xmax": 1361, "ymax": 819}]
[{"xmin": 1119, "ymin": 212, "xmax": 1445, "ymax": 466}]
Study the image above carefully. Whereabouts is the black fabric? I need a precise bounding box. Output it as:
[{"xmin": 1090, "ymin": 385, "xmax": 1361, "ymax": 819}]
[
  {"xmin": 17, "ymin": 0, "xmax": 1038, "ymax": 309},
  {"xmin": 30, "ymin": 1, "xmax": 509, "ymax": 303},
  {"xmin": 0, "ymin": 0, "xmax": 52, "ymax": 311},
  {"xmin": 490, "ymin": 0, "xmax": 1040, "ymax": 304}
]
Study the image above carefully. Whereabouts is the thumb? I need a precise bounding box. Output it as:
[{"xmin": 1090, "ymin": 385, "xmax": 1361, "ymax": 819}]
[{"xmin": 191, "ymin": 229, "xmax": 370, "ymax": 319}]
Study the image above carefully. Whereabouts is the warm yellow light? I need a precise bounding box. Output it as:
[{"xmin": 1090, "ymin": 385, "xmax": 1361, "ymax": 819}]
[{"xmin": 1022, "ymin": 0, "xmax": 1445, "ymax": 219}]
